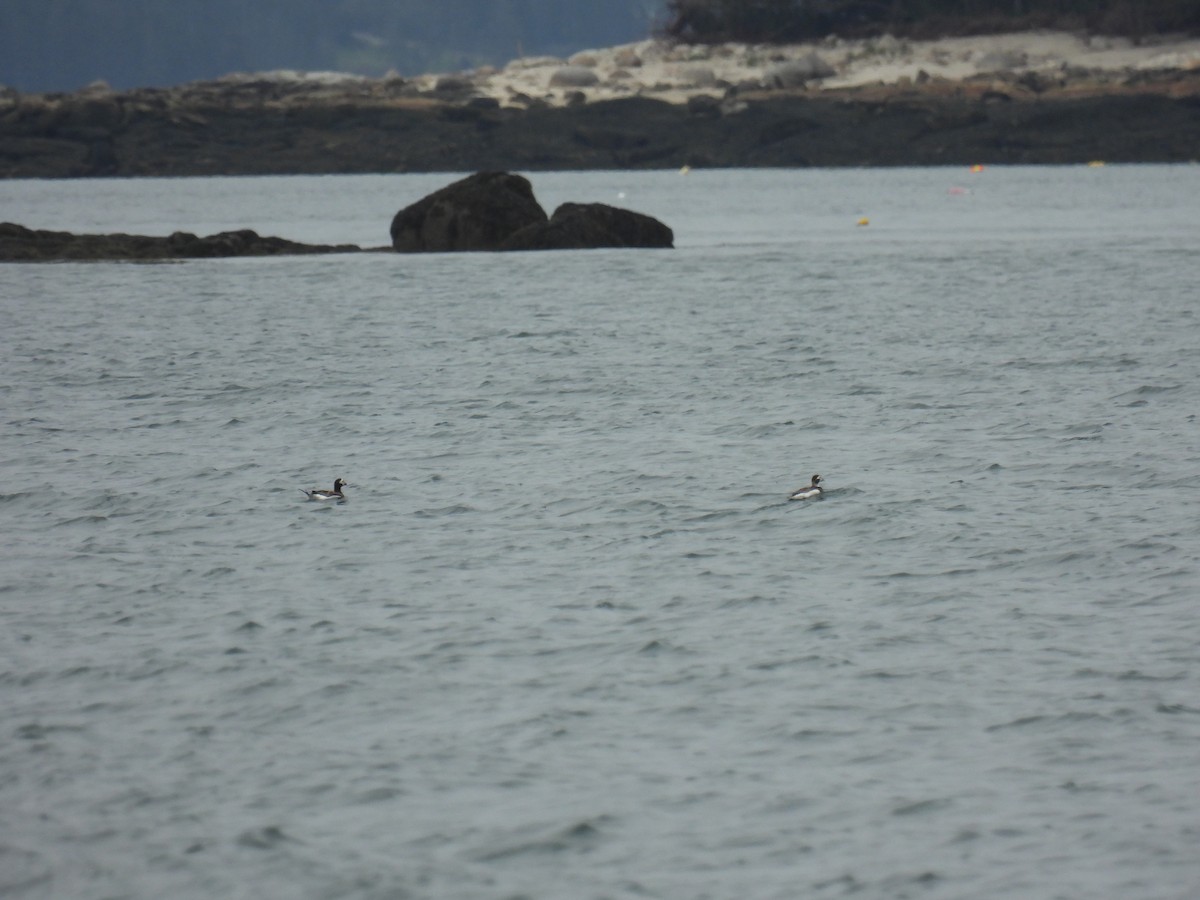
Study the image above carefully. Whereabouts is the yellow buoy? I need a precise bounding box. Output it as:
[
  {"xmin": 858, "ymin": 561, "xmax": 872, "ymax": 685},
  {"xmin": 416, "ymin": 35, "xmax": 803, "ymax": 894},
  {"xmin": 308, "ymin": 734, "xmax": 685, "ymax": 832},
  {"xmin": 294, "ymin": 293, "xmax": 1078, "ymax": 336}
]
[
  {"xmin": 970, "ymin": 164, "xmax": 986, "ymax": 173},
  {"xmin": 856, "ymin": 217, "xmax": 870, "ymax": 227},
  {"xmin": 679, "ymin": 165, "xmax": 691, "ymax": 175},
  {"xmin": 1087, "ymin": 160, "xmax": 1106, "ymax": 168}
]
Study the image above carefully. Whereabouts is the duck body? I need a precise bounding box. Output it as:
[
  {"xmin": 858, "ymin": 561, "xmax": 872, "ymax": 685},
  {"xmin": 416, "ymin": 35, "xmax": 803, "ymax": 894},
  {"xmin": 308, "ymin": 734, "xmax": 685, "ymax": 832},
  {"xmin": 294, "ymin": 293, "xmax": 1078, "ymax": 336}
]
[
  {"xmin": 302, "ymin": 478, "xmax": 348, "ymax": 501},
  {"xmin": 788, "ymin": 474, "xmax": 823, "ymax": 501}
]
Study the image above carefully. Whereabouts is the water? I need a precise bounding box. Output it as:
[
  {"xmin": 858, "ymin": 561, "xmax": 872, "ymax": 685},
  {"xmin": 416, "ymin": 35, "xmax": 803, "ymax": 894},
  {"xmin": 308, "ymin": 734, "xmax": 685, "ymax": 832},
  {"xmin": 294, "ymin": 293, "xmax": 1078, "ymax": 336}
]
[{"xmin": 1, "ymin": 167, "xmax": 1198, "ymax": 900}]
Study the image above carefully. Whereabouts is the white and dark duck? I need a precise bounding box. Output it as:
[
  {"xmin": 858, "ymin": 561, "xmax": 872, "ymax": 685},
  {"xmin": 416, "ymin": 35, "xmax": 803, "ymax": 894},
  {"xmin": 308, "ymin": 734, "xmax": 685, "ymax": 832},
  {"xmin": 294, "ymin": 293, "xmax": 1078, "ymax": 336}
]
[
  {"xmin": 301, "ymin": 478, "xmax": 348, "ymax": 501},
  {"xmin": 788, "ymin": 474, "xmax": 823, "ymax": 501}
]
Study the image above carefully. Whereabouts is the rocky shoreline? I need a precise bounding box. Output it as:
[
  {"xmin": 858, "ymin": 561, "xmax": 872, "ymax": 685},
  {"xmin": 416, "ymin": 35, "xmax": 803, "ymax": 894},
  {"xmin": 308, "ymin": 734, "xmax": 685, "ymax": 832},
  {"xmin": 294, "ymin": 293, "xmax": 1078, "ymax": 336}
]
[
  {"xmin": 0, "ymin": 222, "xmax": 370, "ymax": 261},
  {"xmin": 3, "ymin": 31, "xmax": 1199, "ymax": 177}
]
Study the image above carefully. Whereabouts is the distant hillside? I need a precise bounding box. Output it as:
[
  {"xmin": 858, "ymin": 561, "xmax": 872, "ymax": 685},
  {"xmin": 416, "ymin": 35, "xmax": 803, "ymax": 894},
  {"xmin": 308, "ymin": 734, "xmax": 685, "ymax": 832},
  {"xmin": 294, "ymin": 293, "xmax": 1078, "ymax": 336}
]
[
  {"xmin": 659, "ymin": 0, "xmax": 1200, "ymax": 43},
  {"xmin": 8, "ymin": 1, "xmax": 1199, "ymax": 94},
  {"xmin": 0, "ymin": 0, "xmax": 665, "ymax": 92}
]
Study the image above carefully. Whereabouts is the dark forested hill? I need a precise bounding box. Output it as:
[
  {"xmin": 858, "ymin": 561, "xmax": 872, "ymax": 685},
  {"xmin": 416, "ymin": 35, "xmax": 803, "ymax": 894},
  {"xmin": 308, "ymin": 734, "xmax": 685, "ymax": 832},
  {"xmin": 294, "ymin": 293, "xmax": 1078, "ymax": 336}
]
[
  {"xmin": 660, "ymin": 0, "xmax": 1200, "ymax": 43},
  {"xmin": 0, "ymin": 0, "xmax": 665, "ymax": 92}
]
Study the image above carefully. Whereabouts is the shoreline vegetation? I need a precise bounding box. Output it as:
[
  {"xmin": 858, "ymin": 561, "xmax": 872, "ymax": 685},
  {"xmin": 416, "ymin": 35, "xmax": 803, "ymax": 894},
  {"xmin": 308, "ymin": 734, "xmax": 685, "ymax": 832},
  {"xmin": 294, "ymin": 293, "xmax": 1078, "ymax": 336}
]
[
  {"xmin": 656, "ymin": 0, "xmax": 1200, "ymax": 44},
  {"xmin": 2, "ymin": 9, "xmax": 1198, "ymax": 180}
]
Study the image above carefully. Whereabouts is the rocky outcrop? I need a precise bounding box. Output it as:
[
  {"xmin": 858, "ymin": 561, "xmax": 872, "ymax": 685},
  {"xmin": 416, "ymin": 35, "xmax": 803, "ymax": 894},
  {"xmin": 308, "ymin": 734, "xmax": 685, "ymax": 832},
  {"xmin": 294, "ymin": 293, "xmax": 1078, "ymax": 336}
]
[
  {"xmin": 549, "ymin": 66, "xmax": 601, "ymax": 88},
  {"xmin": 389, "ymin": 171, "xmax": 548, "ymax": 252},
  {"xmin": 390, "ymin": 172, "xmax": 673, "ymax": 252},
  {"xmin": 499, "ymin": 202, "xmax": 673, "ymax": 251},
  {"xmin": 2, "ymin": 37, "xmax": 1199, "ymax": 178},
  {"xmin": 0, "ymin": 222, "xmax": 365, "ymax": 261},
  {"xmin": 766, "ymin": 53, "xmax": 837, "ymax": 89}
]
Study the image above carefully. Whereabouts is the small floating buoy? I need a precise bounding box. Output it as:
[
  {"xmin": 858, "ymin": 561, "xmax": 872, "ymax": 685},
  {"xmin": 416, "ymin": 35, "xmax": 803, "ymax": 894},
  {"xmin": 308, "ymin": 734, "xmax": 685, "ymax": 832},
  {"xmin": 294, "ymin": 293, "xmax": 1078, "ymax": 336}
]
[
  {"xmin": 856, "ymin": 217, "xmax": 870, "ymax": 227},
  {"xmin": 970, "ymin": 164, "xmax": 986, "ymax": 173},
  {"xmin": 1087, "ymin": 160, "xmax": 1106, "ymax": 168},
  {"xmin": 679, "ymin": 165, "xmax": 691, "ymax": 175}
]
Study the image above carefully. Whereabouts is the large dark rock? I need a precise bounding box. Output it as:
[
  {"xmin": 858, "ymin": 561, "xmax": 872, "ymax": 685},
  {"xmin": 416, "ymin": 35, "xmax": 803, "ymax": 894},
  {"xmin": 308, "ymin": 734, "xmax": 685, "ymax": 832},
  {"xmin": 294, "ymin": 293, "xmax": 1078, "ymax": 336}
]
[
  {"xmin": 499, "ymin": 202, "xmax": 674, "ymax": 251},
  {"xmin": 0, "ymin": 222, "xmax": 364, "ymax": 261},
  {"xmin": 390, "ymin": 171, "xmax": 673, "ymax": 252},
  {"xmin": 389, "ymin": 170, "xmax": 547, "ymax": 252}
]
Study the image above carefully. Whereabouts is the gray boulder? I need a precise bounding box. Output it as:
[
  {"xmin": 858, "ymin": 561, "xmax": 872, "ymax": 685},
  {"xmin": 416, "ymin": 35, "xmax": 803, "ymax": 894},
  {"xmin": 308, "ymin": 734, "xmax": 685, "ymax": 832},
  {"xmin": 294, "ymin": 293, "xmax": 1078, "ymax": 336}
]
[
  {"xmin": 767, "ymin": 53, "xmax": 836, "ymax": 89},
  {"xmin": 677, "ymin": 65, "xmax": 717, "ymax": 88},
  {"xmin": 975, "ymin": 50, "xmax": 1027, "ymax": 73},
  {"xmin": 612, "ymin": 48, "xmax": 642, "ymax": 68},
  {"xmin": 549, "ymin": 66, "xmax": 601, "ymax": 88}
]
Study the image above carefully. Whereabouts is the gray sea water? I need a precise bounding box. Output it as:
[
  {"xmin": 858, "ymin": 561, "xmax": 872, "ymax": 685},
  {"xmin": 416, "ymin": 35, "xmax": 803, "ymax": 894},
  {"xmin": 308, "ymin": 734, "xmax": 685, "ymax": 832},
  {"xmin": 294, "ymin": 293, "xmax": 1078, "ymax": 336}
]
[{"xmin": 1, "ymin": 166, "xmax": 1198, "ymax": 900}]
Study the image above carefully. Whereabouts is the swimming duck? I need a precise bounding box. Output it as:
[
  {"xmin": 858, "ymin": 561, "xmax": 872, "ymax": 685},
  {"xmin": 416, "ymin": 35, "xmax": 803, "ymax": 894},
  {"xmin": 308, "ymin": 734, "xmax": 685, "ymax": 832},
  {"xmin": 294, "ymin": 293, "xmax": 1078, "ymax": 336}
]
[
  {"xmin": 301, "ymin": 478, "xmax": 348, "ymax": 501},
  {"xmin": 788, "ymin": 474, "xmax": 823, "ymax": 501}
]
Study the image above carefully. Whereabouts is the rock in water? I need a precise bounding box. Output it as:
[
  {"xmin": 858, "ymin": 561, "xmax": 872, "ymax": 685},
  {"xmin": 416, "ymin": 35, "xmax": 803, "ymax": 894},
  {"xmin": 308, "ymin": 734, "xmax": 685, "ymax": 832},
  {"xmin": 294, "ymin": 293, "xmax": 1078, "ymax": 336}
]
[
  {"xmin": 389, "ymin": 171, "xmax": 548, "ymax": 252},
  {"xmin": 0, "ymin": 222, "xmax": 363, "ymax": 261},
  {"xmin": 390, "ymin": 172, "xmax": 674, "ymax": 253},
  {"xmin": 499, "ymin": 202, "xmax": 674, "ymax": 251}
]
